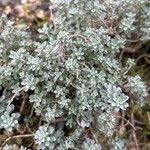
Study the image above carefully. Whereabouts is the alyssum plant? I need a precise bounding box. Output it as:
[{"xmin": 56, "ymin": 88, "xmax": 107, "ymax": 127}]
[{"xmin": 0, "ymin": 0, "xmax": 149, "ymax": 149}]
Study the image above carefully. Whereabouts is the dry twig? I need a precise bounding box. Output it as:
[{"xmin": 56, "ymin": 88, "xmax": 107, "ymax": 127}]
[
  {"xmin": 0, "ymin": 134, "xmax": 34, "ymax": 150},
  {"xmin": 8, "ymin": 87, "xmax": 25, "ymax": 106},
  {"xmin": 136, "ymin": 54, "xmax": 150, "ymax": 64},
  {"xmin": 147, "ymin": 112, "xmax": 150, "ymax": 127},
  {"xmin": 130, "ymin": 111, "xmax": 139, "ymax": 150},
  {"xmin": 115, "ymin": 114, "xmax": 136, "ymax": 131},
  {"xmin": 69, "ymin": 34, "xmax": 88, "ymax": 42},
  {"xmin": 19, "ymin": 93, "xmax": 28, "ymax": 113}
]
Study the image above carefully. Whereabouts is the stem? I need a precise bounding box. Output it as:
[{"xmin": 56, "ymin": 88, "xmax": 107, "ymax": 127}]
[{"xmin": 0, "ymin": 134, "xmax": 34, "ymax": 150}]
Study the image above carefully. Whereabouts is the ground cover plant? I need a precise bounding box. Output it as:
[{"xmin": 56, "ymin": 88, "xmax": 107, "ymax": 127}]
[{"xmin": 0, "ymin": 0, "xmax": 150, "ymax": 149}]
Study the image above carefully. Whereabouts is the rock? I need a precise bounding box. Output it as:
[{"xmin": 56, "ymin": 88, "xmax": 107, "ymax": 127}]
[{"xmin": 0, "ymin": 0, "xmax": 10, "ymax": 5}]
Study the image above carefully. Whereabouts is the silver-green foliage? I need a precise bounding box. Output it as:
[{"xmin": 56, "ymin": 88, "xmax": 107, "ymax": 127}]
[
  {"xmin": 34, "ymin": 125, "xmax": 82, "ymax": 150},
  {"xmin": 0, "ymin": 104, "xmax": 20, "ymax": 132},
  {"xmin": 109, "ymin": 137, "xmax": 126, "ymax": 150},
  {"xmin": 34, "ymin": 125, "xmax": 63, "ymax": 150},
  {"xmin": 125, "ymin": 75, "xmax": 148, "ymax": 106},
  {"xmin": 2, "ymin": 144, "xmax": 30, "ymax": 150},
  {"xmin": 0, "ymin": 90, "xmax": 20, "ymax": 132},
  {"xmin": 0, "ymin": 0, "xmax": 149, "ymax": 149},
  {"xmin": 82, "ymin": 138, "xmax": 101, "ymax": 150}
]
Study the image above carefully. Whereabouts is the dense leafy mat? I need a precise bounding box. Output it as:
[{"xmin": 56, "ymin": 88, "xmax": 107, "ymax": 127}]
[{"xmin": 0, "ymin": 0, "xmax": 150, "ymax": 149}]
